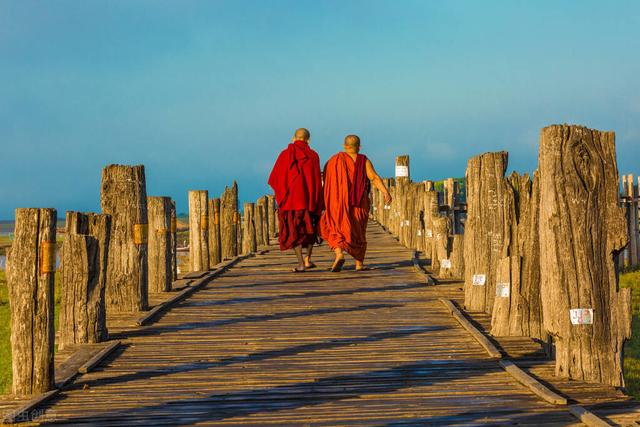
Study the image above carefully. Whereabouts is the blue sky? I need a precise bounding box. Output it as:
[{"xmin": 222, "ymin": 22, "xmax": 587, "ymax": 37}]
[{"xmin": 1, "ymin": 0, "xmax": 639, "ymax": 218}]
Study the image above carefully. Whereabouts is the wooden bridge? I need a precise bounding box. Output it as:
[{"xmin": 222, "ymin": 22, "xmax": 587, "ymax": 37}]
[{"xmin": 2, "ymin": 224, "xmax": 638, "ymax": 426}]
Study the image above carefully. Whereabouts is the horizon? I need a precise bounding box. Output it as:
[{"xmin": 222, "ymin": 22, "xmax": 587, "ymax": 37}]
[{"xmin": 1, "ymin": 1, "xmax": 639, "ymax": 219}]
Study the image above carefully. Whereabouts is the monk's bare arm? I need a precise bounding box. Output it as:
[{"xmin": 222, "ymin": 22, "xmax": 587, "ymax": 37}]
[{"xmin": 365, "ymin": 160, "xmax": 392, "ymax": 204}]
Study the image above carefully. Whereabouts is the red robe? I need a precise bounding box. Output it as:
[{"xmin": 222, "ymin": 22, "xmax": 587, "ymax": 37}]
[
  {"xmin": 268, "ymin": 140, "xmax": 323, "ymax": 250},
  {"xmin": 320, "ymin": 152, "xmax": 370, "ymax": 261}
]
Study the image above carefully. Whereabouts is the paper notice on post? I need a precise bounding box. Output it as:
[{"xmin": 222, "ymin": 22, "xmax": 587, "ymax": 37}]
[
  {"xmin": 496, "ymin": 282, "xmax": 510, "ymax": 297},
  {"xmin": 441, "ymin": 259, "xmax": 452, "ymax": 269},
  {"xmin": 472, "ymin": 274, "xmax": 486, "ymax": 286},
  {"xmin": 395, "ymin": 165, "xmax": 409, "ymax": 177},
  {"xmin": 570, "ymin": 308, "xmax": 593, "ymax": 325},
  {"xmin": 426, "ymin": 229, "xmax": 433, "ymax": 238}
]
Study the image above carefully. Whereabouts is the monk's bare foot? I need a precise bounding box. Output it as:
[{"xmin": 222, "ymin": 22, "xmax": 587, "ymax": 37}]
[
  {"xmin": 292, "ymin": 265, "xmax": 306, "ymax": 273},
  {"xmin": 330, "ymin": 256, "xmax": 345, "ymax": 272},
  {"xmin": 304, "ymin": 256, "xmax": 317, "ymax": 269}
]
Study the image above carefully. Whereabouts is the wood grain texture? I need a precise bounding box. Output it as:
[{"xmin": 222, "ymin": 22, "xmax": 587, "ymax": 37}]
[
  {"xmin": 491, "ymin": 172, "xmax": 545, "ymax": 339},
  {"xmin": 539, "ymin": 124, "xmax": 631, "ymax": 386},
  {"xmin": 148, "ymin": 197, "xmax": 172, "ymax": 293},
  {"xmin": 463, "ymin": 152, "xmax": 508, "ymax": 313},
  {"xmin": 188, "ymin": 190, "xmax": 209, "ymax": 272},
  {"xmin": 208, "ymin": 198, "xmax": 222, "ymax": 266},
  {"xmin": 61, "ymin": 212, "xmax": 110, "ymax": 348},
  {"xmin": 7, "ymin": 208, "xmax": 56, "ymax": 396},
  {"xmin": 101, "ymin": 164, "xmax": 148, "ymax": 312},
  {"xmin": 242, "ymin": 202, "xmax": 257, "ymax": 254},
  {"xmin": 220, "ymin": 182, "xmax": 239, "ymax": 260}
]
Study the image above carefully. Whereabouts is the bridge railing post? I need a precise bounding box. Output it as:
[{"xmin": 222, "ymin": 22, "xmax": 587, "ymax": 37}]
[
  {"xmin": 220, "ymin": 182, "xmax": 239, "ymax": 260},
  {"xmin": 208, "ymin": 198, "xmax": 222, "ymax": 265},
  {"xmin": 101, "ymin": 164, "xmax": 148, "ymax": 312},
  {"xmin": 188, "ymin": 190, "xmax": 209, "ymax": 272},
  {"xmin": 539, "ymin": 124, "xmax": 631, "ymax": 387},
  {"xmin": 7, "ymin": 208, "xmax": 56, "ymax": 396},
  {"xmin": 243, "ymin": 202, "xmax": 257, "ymax": 253},
  {"xmin": 60, "ymin": 211, "xmax": 111, "ymax": 349},
  {"xmin": 148, "ymin": 196, "xmax": 172, "ymax": 291}
]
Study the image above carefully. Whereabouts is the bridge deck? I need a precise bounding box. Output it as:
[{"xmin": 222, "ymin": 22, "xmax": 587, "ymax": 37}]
[{"xmin": 23, "ymin": 224, "xmax": 593, "ymax": 426}]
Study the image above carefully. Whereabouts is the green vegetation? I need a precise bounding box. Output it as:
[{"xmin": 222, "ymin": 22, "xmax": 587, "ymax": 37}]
[
  {"xmin": 622, "ymin": 268, "xmax": 640, "ymax": 398},
  {"xmin": 433, "ymin": 177, "xmax": 467, "ymax": 202}
]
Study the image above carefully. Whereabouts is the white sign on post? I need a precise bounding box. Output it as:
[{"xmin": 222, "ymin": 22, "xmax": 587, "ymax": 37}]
[
  {"xmin": 496, "ymin": 282, "xmax": 510, "ymax": 297},
  {"xmin": 441, "ymin": 259, "xmax": 452, "ymax": 269},
  {"xmin": 395, "ymin": 165, "xmax": 409, "ymax": 178},
  {"xmin": 425, "ymin": 229, "xmax": 433, "ymax": 238},
  {"xmin": 417, "ymin": 229, "xmax": 422, "ymax": 236},
  {"xmin": 472, "ymin": 274, "xmax": 486, "ymax": 286},
  {"xmin": 570, "ymin": 308, "xmax": 593, "ymax": 325}
]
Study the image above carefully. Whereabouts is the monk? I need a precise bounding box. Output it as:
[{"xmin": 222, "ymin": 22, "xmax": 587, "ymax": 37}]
[
  {"xmin": 320, "ymin": 135, "xmax": 392, "ymax": 271},
  {"xmin": 268, "ymin": 128, "xmax": 324, "ymax": 272}
]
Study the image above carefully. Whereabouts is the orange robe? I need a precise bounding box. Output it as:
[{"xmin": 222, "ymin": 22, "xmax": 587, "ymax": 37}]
[{"xmin": 320, "ymin": 152, "xmax": 370, "ymax": 261}]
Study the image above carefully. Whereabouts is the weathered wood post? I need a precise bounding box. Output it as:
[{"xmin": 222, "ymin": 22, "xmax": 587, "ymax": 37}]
[
  {"xmin": 170, "ymin": 200, "xmax": 178, "ymax": 280},
  {"xmin": 60, "ymin": 211, "xmax": 110, "ymax": 349},
  {"xmin": 395, "ymin": 155, "xmax": 410, "ymax": 183},
  {"xmin": 148, "ymin": 196, "xmax": 172, "ymax": 292},
  {"xmin": 490, "ymin": 172, "xmax": 544, "ymax": 339},
  {"xmin": 539, "ymin": 124, "xmax": 631, "ymax": 386},
  {"xmin": 431, "ymin": 216, "xmax": 450, "ymax": 273},
  {"xmin": 463, "ymin": 152, "xmax": 508, "ymax": 313},
  {"xmin": 221, "ymin": 182, "xmax": 239, "ymax": 259},
  {"xmin": 267, "ymin": 195, "xmax": 277, "ymax": 239},
  {"xmin": 188, "ymin": 190, "xmax": 209, "ymax": 272},
  {"xmin": 623, "ymin": 174, "xmax": 639, "ymax": 266},
  {"xmin": 255, "ymin": 202, "xmax": 265, "ymax": 247},
  {"xmin": 243, "ymin": 202, "xmax": 257, "ymax": 254},
  {"xmin": 208, "ymin": 198, "xmax": 222, "ymax": 266},
  {"xmin": 257, "ymin": 196, "xmax": 270, "ymax": 246},
  {"xmin": 7, "ymin": 208, "xmax": 56, "ymax": 395},
  {"xmin": 423, "ymin": 190, "xmax": 439, "ymax": 262},
  {"xmin": 448, "ymin": 234, "xmax": 465, "ymax": 279},
  {"xmin": 101, "ymin": 164, "xmax": 148, "ymax": 312}
]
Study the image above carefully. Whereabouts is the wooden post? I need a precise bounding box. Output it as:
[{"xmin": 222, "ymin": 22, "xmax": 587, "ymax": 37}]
[
  {"xmin": 257, "ymin": 196, "xmax": 270, "ymax": 246},
  {"xmin": 395, "ymin": 155, "xmax": 410, "ymax": 184},
  {"xmin": 101, "ymin": 164, "xmax": 148, "ymax": 312},
  {"xmin": 539, "ymin": 124, "xmax": 631, "ymax": 386},
  {"xmin": 255, "ymin": 202, "xmax": 265, "ymax": 247},
  {"xmin": 7, "ymin": 208, "xmax": 56, "ymax": 395},
  {"xmin": 243, "ymin": 202, "xmax": 257, "ymax": 254},
  {"xmin": 463, "ymin": 152, "xmax": 508, "ymax": 313},
  {"xmin": 267, "ymin": 195, "xmax": 277, "ymax": 238},
  {"xmin": 236, "ymin": 211, "xmax": 243, "ymax": 254},
  {"xmin": 490, "ymin": 172, "xmax": 545, "ymax": 339},
  {"xmin": 208, "ymin": 198, "xmax": 222, "ymax": 266},
  {"xmin": 170, "ymin": 200, "xmax": 178, "ymax": 280},
  {"xmin": 188, "ymin": 190, "xmax": 209, "ymax": 272},
  {"xmin": 60, "ymin": 212, "xmax": 110, "ymax": 349},
  {"xmin": 431, "ymin": 216, "xmax": 450, "ymax": 273},
  {"xmin": 625, "ymin": 174, "xmax": 639, "ymax": 266},
  {"xmin": 448, "ymin": 234, "xmax": 465, "ymax": 279},
  {"xmin": 423, "ymin": 190, "xmax": 438, "ymax": 262},
  {"xmin": 148, "ymin": 196, "xmax": 172, "ymax": 292},
  {"xmin": 220, "ymin": 182, "xmax": 239, "ymax": 260}
]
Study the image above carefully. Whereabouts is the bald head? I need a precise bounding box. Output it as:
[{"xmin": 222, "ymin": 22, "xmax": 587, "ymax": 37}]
[
  {"xmin": 344, "ymin": 134, "xmax": 361, "ymax": 153},
  {"xmin": 294, "ymin": 128, "xmax": 310, "ymax": 142}
]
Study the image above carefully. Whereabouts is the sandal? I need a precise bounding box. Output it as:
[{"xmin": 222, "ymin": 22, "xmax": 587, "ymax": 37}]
[{"xmin": 330, "ymin": 257, "xmax": 345, "ymax": 272}]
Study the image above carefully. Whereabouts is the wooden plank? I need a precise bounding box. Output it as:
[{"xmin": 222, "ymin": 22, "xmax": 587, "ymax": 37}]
[
  {"xmin": 182, "ymin": 270, "xmax": 209, "ymax": 279},
  {"xmin": 1, "ymin": 389, "xmax": 60, "ymax": 424},
  {"xmin": 438, "ymin": 298, "xmax": 502, "ymax": 359},
  {"xmin": 78, "ymin": 341, "xmax": 121, "ymax": 374},
  {"xmin": 568, "ymin": 405, "xmax": 611, "ymax": 427},
  {"xmin": 499, "ymin": 360, "xmax": 567, "ymax": 405}
]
